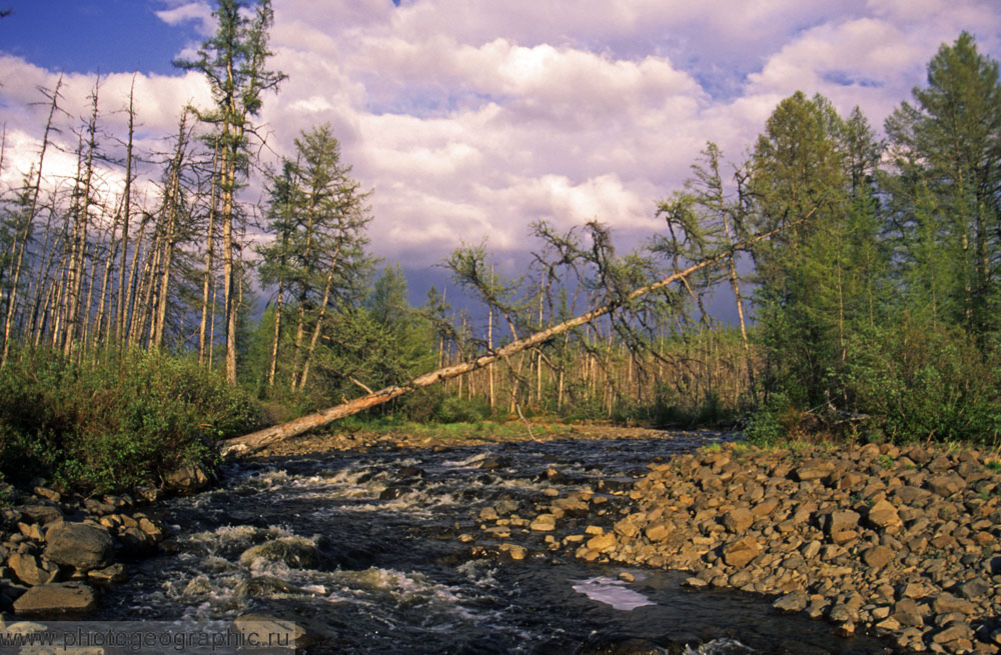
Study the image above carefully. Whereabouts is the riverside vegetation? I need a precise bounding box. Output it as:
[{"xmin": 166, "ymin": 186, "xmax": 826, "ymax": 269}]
[{"xmin": 0, "ymin": 2, "xmax": 1000, "ymax": 651}]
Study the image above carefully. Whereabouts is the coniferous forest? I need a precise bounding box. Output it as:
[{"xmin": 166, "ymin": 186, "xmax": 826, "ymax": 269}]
[{"xmin": 1, "ymin": 0, "xmax": 1000, "ymax": 493}]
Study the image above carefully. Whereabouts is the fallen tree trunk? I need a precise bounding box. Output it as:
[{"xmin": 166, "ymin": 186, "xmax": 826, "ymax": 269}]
[{"xmin": 220, "ymin": 218, "xmax": 806, "ymax": 458}]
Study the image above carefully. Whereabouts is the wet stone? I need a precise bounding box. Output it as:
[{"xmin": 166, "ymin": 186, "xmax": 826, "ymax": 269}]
[
  {"xmin": 773, "ymin": 590, "xmax": 808, "ymax": 613},
  {"xmin": 12, "ymin": 582, "xmax": 98, "ymax": 616},
  {"xmin": 238, "ymin": 537, "xmax": 322, "ymax": 570}
]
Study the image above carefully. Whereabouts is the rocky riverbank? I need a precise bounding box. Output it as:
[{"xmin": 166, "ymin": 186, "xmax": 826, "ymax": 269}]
[
  {"xmin": 467, "ymin": 440, "xmax": 1001, "ymax": 654},
  {"xmin": 0, "ymin": 475, "xmax": 193, "ymax": 619}
]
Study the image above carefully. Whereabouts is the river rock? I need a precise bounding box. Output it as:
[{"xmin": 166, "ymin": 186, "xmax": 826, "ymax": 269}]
[
  {"xmin": 866, "ymin": 500, "xmax": 901, "ymax": 529},
  {"xmin": 891, "ymin": 599, "xmax": 925, "ymax": 627},
  {"xmin": 87, "ymin": 563, "xmax": 127, "ymax": 585},
  {"xmin": 793, "ymin": 463, "xmax": 832, "ymax": 482},
  {"xmin": 12, "ymin": 582, "xmax": 98, "ymax": 616},
  {"xmin": 862, "ymin": 545, "xmax": 894, "ymax": 569},
  {"xmin": 825, "ymin": 511, "xmax": 860, "ymax": 537},
  {"xmin": 644, "ymin": 523, "xmax": 671, "ymax": 542},
  {"xmin": 723, "ymin": 536, "xmax": 759, "ymax": 567},
  {"xmin": 239, "ymin": 537, "xmax": 322, "ymax": 570},
  {"xmin": 893, "ymin": 485, "xmax": 930, "ymax": 505},
  {"xmin": 397, "ymin": 466, "xmax": 425, "ymax": 479},
  {"xmin": 43, "ymin": 523, "xmax": 113, "ymax": 572},
  {"xmin": 14, "ymin": 504, "xmax": 63, "ymax": 527},
  {"xmin": 163, "ymin": 462, "xmax": 212, "ymax": 495},
  {"xmin": 586, "ymin": 533, "xmax": 617, "ymax": 553},
  {"xmin": 773, "ymin": 590, "xmax": 809, "ymax": 613},
  {"xmin": 7, "ymin": 552, "xmax": 58, "ymax": 586},
  {"xmin": 957, "ymin": 578, "xmax": 990, "ymax": 599},
  {"xmin": 723, "ymin": 507, "xmax": 754, "ymax": 533},
  {"xmin": 380, "ymin": 485, "xmax": 412, "ymax": 500},
  {"xmin": 927, "ymin": 474, "xmax": 966, "ymax": 497},
  {"xmin": 530, "ymin": 513, "xmax": 557, "ymax": 531},
  {"xmin": 234, "ymin": 611, "xmax": 319, "ymax": 649},
  {"xmin": 930, "ymin": 593, "xmax": 975, "ymax": 616},
  {"xmin": 613, "ymin": 517, "xmax": 639, "ymax": 538}
]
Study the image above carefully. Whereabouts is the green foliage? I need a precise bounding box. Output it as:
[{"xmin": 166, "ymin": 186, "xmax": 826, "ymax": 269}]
[
  {"xmin": 842, "ymin": 322, "xmax": 1001, "ymax": 444},
  {"xmin": 0, "ymin": 347, "xmax": 261, "ymax": 494},
  {"xmin": 743, "ymin": 393, "xmax": 793, "ymax": 447},
  {"xmin": 434, "ymin": 396, "xmax": 491, "ymax": 424}
]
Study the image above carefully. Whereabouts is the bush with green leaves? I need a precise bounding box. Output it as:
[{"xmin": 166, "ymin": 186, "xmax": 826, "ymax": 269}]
[
  {"xmin": 742, "ymin": 392, "xmax": 791, "ymax": 447},
  {"xmin": 0, "ymin": 347, "xmax": 262, "ymax": 494},
  {"xmin": 434, "ymin": 395, "xmax": 490, "ymax": 423},
  {"xmin": 842, "ymin": 323, "xmax": 1001, "ymax": 445}
]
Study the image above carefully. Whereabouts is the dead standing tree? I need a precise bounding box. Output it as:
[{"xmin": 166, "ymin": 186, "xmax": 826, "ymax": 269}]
[{"xmin": 220, "ymin": 217, "xmax": 808, "ymax": 457}]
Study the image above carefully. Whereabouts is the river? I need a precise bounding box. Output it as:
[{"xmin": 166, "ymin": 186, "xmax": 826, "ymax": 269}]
[{"xmin": 93, "ymin": 431, "xmax": 893, "ymax": 654}]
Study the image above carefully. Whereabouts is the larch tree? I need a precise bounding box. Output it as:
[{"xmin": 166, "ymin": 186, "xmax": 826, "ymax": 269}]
[
  {"xmin": 748, "ymin": 91, "xmax": 849, "ymax": 407},
  {"xmin": 176, "ymin": 0, "xmax": 285, "ymax": 384},
  {"xmin": 885, "ymin": 32, "xmax": 1001, "ymax": 342}
]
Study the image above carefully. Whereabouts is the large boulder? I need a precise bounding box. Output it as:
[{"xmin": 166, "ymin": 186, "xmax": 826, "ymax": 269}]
[
  {"xmin": 12, "ymin": 582, "xmax": 98, "ymax": 616},
  {"xmin": 44, "ymin": 522, "xmax": 114, "ymax": 571}
]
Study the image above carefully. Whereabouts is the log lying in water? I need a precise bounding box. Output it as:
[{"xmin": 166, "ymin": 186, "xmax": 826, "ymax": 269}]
[{"xmin": 220, "ymin": 220, "xmax": 804, "ymax": 458}]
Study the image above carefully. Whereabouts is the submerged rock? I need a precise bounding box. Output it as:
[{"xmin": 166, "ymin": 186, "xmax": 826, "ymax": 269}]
[
  {"xmin": 238, "ymin": 537, "xmax": 322, "ymax": 570},
  {"xmin": 573, "ymin": 634, "xmax": 665, "ymax": 655},
  {"xmin": 234, "ymin": 576, "xmax": 304, "ymax": 598}
]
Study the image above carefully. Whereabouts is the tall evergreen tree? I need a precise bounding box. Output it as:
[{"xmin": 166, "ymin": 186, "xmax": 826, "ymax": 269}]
[
  {"xmin": 885, "ymin": 32, "xmax": 1001, "ymax": 341},
  {"xmin": 176, "ymin": 0, "xmax": 285, "ymax": 385}
]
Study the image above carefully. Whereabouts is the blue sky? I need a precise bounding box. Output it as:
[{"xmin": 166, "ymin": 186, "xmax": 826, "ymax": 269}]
[{"xmin": 0, "ymin": 1, "xmax": 199, "ymax": 75}]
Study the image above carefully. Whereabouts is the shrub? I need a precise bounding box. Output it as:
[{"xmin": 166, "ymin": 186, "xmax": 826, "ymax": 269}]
[
  {"xmin": 434, "ymin": 395, "xmax": 490, "ymax": 423},
  {"xmin": 0, "ymin": 347, "xmax": 262, "ymax": 494},
  {"xmin": 742, "ymin": 392, "xmax": 791, "ymax": 447},
  {"xmin": 842, "ymin": 323, "xmax": 1001, "ymax": 445}
]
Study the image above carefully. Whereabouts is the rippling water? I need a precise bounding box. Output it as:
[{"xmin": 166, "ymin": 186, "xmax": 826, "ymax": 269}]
[{"xmin": 95, "ymin": 431, "xmax": 893, "ymax": 654}]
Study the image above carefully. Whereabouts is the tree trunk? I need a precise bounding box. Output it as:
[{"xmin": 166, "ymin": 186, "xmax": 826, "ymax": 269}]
[
  {"xmin": 221, "ymin": 219, "xmax": 801, "ymax": 457},
  {"xmin": 298, "ymin": 241, "xmax": 342, "ymax": 390},
  {"xmin": 64, "ymin": 82, "xmax": 100, "ymax": 356},
  {"xmin": 199, "ymin": 139, "xmax": 220, "ymax": 365},
  {"xmin": 116, "ymin": 78, "xmax": 136, "ymax": 346},
  {"xmin": 153, "ymin": 111, "xmax": 189, "ymax": 349},
  {"xmin": 2, "ymin": 77, "xmax": 62, "ymax": 367}
]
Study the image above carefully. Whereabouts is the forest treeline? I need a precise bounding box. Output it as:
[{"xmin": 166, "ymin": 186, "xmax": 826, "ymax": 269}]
[{"xmin": 0, "ymin": 0, "xmax": 998, "ymax": 492}]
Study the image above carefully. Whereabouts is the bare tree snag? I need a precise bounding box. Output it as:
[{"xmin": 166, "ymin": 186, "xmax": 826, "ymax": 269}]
[{"xmin": 220, "ymin": 218, "xmax": 805, "ymax": 458}]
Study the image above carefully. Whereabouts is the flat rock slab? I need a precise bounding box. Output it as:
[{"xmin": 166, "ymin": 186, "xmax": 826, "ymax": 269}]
[{"xmin": 13, "ymin": 582, "xmax": 98, "ymax": 616}]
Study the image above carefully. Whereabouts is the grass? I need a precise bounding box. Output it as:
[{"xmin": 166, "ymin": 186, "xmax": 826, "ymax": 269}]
[{"xmin": 339, "ymin": 417, "xmax": 575, "ymax": 443}]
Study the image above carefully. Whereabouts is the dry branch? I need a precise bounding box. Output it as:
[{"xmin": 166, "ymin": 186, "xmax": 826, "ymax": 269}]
[{"xmin": 220, "ymin": 217, "xmax": 807, "ymax": 458}]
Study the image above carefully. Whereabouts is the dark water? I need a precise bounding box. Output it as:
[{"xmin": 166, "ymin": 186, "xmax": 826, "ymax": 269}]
[{"xmin": 96, "ymin": 431, "xmax": 893, "ymax": 654}]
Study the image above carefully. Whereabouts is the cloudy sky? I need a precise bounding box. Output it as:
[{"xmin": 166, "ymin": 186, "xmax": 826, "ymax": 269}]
[{"xmin": 2, "ymin": 0, "xmax": 1000, "ymax": 281}]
